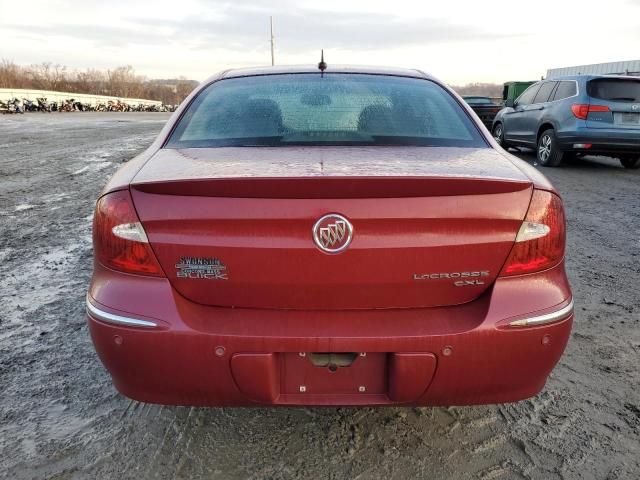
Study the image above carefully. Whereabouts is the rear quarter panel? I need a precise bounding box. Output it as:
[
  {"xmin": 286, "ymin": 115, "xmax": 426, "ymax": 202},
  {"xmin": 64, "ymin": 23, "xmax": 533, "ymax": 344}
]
[{"xmin": 553, "ymin": 85, "xmax": 589, "ymax": 137}]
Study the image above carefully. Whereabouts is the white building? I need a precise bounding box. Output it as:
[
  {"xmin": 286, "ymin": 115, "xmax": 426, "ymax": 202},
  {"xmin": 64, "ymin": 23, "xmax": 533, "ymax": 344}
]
[{"xmin": 547, "ymin": 60, "xmax": 640, "ymax": 78}]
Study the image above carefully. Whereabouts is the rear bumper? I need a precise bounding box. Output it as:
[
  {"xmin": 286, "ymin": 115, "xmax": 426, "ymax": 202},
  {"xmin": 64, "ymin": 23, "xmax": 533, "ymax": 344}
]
[
  {"xmin": 87, "ymin": 262, "xmax": 573, "ymax": 407},
  {"xmin": 557, "ymin": 127, "xmax": 640, "ymax": 154}
]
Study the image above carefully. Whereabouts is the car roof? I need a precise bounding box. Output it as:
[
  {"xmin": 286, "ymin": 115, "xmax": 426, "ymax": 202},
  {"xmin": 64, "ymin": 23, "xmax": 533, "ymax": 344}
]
[{"xmin": 214, "ymin": 65, "xmax": 434, "ymax": 81}]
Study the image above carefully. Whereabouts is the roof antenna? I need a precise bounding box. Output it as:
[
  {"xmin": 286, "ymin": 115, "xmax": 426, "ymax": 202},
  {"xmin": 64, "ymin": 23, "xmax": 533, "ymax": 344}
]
[{"xmin": 318, "ymin": 49, "xmax": 327, "ymax": 77}]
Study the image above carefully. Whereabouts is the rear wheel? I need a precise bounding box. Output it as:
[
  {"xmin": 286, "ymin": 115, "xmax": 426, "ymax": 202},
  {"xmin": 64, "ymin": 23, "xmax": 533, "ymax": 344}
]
[
  {"xmin": 492, "ymin": 123, "xmax": 507, "ymax": 147},
  {"xmin": 537, "ymin": 129, "xmax": 564, "ymax": 167},
  {"xmin": 619, "ymin": 156, "xmax": 640, "ymax": 169}
]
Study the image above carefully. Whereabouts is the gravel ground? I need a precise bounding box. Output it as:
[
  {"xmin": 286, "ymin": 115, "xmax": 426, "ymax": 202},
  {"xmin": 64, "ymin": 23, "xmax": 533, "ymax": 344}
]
[{"xmin": 1, "ymin": 113, "xmax": 639, "ymax": 480}]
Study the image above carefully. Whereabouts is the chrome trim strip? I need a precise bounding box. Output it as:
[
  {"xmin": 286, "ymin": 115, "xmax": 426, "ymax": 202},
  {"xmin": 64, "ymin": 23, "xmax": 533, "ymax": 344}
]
[
  {"xmin": 509, "ymin": 299, "xmax": 574, "ymax": 327},
  {"xmin": 86, "ymin": 298, "xmax": 158, "ymax": 328}
]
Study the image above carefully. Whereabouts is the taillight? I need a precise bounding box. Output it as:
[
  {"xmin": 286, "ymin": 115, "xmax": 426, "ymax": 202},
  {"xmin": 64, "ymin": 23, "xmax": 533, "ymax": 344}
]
[
  {"xmin": 93, "ymin": 190, "xmax": 164, "ymax": 277},
  {"xmin": 500, "ymin": 190, "xmax": 565, "ymax": 276},
  {"xmin": 571, "ymin": 104, "xmax": 610, "ymax": 120}
]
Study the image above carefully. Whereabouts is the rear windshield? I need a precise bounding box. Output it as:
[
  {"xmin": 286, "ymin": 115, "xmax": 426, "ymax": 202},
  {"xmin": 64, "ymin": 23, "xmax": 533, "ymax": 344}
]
[
  {"xmin": 166, "ymin": 74, "xmax": 486, "ymax": 148},
  {"xmin": 588, "ymin": 78, "xmax": 640, "ymax": 102}
]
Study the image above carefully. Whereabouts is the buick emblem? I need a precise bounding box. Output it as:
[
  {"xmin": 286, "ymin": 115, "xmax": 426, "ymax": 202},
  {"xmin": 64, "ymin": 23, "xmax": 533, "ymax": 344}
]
[
  {"xmin": 313, "ymin": 214, "xmax": 353, "ymax": 254},
  {"xmin": 633, "ymin": 104, "xmax": 639, "ymax": 111}
]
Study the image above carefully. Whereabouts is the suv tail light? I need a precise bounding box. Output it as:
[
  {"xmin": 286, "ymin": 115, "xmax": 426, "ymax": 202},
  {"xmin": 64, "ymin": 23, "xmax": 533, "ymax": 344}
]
[
  {"xmin": 93, "ymin": 190, "xmax": 164, "ymax": 277},
  {"xmin": 500, "ymin": 190, "xmax": 565, "ymax": 276},
  {"xmin": 571, "ymin": 104, "xmax": 610, "ymax": 120}
]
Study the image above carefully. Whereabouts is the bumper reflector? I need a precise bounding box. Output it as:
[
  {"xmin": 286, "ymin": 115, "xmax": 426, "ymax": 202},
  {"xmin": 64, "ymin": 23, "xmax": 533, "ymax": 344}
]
[
  {"xmin": 509, "ymin": 300, "xmax": 574, "ymax": 327},
  {"xmin": 86, "ymin": 297, "xmax": 158, "ymax": 328}
]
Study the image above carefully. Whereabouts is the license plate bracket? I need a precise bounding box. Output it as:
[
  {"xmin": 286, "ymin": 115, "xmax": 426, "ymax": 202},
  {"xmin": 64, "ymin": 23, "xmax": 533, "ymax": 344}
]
[{"xmin": 281, "ymin": 352, "xmax": 387, "ymax": 395}]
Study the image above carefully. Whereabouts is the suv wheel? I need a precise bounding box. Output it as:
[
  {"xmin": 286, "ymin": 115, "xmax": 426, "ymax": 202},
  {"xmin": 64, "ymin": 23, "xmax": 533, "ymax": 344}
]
[
  {"xmin": 619, "ymin": 156, "xmax": 640, "ymax": 169},
  {"xmin": 537, "ymin": 129, "xmax": 564, "ymax": 167},
  {"xmin": 492, "ymin": 123, "xmax": 506, "ymax": 147}
]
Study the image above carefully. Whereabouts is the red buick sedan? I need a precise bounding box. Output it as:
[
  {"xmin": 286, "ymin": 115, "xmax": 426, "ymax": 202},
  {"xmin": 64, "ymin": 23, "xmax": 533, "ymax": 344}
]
[{"xmin": 87, "ymin": 66, "xmax": 573, "ymax": 407}]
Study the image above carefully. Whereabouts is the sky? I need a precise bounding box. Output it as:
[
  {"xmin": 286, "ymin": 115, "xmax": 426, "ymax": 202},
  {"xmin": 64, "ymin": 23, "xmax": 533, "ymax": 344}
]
[{"xmin": 1, "ymin": 0, "xmax": 639, "ymax": 85}]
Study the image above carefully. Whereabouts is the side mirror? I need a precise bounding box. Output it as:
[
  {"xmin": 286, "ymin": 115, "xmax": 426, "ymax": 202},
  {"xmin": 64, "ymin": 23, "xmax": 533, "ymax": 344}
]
[{"xmin": 505, "ymin": 98, "xmax": 515, "ymax": 108}]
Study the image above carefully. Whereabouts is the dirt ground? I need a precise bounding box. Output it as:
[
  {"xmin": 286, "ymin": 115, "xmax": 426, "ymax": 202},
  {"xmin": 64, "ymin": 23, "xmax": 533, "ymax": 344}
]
[{"xmin": 0, "ymin": 113, "xmax": 639, "ymax": 480}]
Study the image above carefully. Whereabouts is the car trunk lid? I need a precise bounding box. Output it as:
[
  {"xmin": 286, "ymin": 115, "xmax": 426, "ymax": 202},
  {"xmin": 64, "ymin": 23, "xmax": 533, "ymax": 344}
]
[{"xmin": 130, "ymin": 147, "xmax": 533, "ymax": 310}]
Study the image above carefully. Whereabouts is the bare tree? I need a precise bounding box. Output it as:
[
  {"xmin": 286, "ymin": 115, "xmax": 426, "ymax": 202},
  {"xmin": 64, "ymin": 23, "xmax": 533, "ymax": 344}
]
[
  {"xmin": 107, "ymin": 65, "xmax": 146, "ymax": 97},
  {"xmin": 452, "ymin": 82, "xmax": 503, "ymax": 98},
  {"xmin": 0, "ymin": 59, "xmax": 21, "ymax": 88},
  {"xmin": 27, "ymin": 62, "xmax": 68, "ymax": 90},
  {"xmin": 0, "ymin": 61, "xmax": 196, "ymax": 103},
  {"xmin": 176, "ymin": 77, "xmax": 194, "ymax": 102},
  {"xmin": 75, "ymin": 69, "xmax": 108, "ymax": 95}
]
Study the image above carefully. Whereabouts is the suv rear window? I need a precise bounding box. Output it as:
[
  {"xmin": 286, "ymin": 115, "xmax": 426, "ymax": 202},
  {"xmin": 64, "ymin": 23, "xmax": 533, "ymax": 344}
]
[
  {"xmin": 166, "ymin": 74, "xmax": 486, "ymax": 148},
  {"xmin": 588, "ymin": 78, "xmax": 640, "ymax": 102}
]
